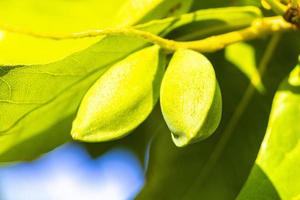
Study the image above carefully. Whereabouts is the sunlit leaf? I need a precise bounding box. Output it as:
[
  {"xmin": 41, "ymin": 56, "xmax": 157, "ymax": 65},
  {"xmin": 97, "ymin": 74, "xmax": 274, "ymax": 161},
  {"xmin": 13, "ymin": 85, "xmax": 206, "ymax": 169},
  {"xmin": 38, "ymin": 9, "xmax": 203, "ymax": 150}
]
[
  {"xmin": 125, "ymin": 0, "xmax": 194, "ymax": 25},
  {"xmin": 0, "ymin": 0, "xmax": 191, "ymax": 65},
  {"xmin": 226, "ymin": 42, "xmax": 265, "ymax": 93},
  {"xmin": 238, "ymin": 64, "xmax": 300, "ymax": 200}
]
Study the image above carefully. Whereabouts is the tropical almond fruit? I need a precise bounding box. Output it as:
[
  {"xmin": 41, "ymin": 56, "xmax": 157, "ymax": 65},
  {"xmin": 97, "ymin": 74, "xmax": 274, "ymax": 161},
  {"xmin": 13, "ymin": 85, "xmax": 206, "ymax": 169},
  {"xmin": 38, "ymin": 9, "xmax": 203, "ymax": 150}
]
[
  {"xmin": 72, "ymin": 45, "xmax": 165, "ymax": 142},
  {"xmin": 160, "ymin": 49, "xmax": 222, "ymax": 147}
]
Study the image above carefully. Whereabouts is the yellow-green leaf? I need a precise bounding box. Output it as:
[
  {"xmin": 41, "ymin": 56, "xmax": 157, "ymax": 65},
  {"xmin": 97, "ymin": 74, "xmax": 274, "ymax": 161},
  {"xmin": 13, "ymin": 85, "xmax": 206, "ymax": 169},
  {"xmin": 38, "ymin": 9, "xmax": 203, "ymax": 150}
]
[
  {"xmin": 225, "ymin": 42, "xmax": 265, "ymax": 93},
  {"xmin": 238, "ymin": 64, "xmax": 300, "ymax": 200},
  {"xmin": 0, "ymin": 0, "xmax": 191, "ymax": 65},
  {"xmin": 71, "ymin": 46, "xmax": 165, "ymax": 142},
  {"xmin": 160, "ymin": 49, "xmax": 222, "ymax": 147}
]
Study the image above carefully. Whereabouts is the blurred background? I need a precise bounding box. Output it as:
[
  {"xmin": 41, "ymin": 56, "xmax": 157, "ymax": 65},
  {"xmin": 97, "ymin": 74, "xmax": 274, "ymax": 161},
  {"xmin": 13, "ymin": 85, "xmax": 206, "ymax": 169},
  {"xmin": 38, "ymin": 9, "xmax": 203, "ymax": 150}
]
[{"xmin": 0, "ymin": 143, "xmax": 145, "ymax": 200}]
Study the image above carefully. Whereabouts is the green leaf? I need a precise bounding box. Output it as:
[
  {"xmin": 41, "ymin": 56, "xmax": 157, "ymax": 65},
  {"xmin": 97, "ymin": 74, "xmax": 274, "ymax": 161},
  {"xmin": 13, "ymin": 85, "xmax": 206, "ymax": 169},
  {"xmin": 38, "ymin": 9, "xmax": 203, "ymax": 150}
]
[
  {"xmin": 0, "ymin": 5, "xmax": 262, "ymax": 65},
  {"xmin": 190, "ymin": 0, "xmax": 261, "ymax": 11},
  {"xmin": 167, "ymin": 6, "xmax": 262, "ymax": 40},
  {"xmin": 225, "ymin": 42, "xmax": 265, "ymax": 93},
  {"xmin": 135, "ymin": 6, "xmax": 261, "ymax": 36},
  {"xmin": 140, "ymin": 0, "xmax": 194, "ymax": 23},
  {"xmin": 137, "ymin": 33, "xmax": 300, "ymax": 200},
  {"xmin": 72, "ymin": 46, "xmax": 165, "ymax": 142},
  {"xmin": 0, "ymin": 0, "xmax": 191, "ymax": 65},
  {"xmin": 0, "ymin": 37, "xmax": 144, "ymax": 162},
  {"xmin": 0, "ymin": 5, "xmax": 261, "ymax": 65},
  {"xmin": 0, "ymin": 6, "xmax": 262, "ymax": 162},
  {"xmin": 237, "ymin": 64, "xmax": 300, "ymax": 200},
  {"xmin": 160, "ymin": 49, "xmax": 222, "ymax": 147}
]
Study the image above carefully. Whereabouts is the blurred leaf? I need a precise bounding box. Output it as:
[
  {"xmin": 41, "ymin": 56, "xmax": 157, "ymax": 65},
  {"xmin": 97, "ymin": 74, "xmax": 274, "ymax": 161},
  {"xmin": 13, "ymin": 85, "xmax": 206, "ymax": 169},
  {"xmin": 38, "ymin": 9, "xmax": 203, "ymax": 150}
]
[
  {"xmin": 226, "ymin": 42, "xmax": 265, "ymax": 93},
  {"xmin": 0, "ymin": 0, "xmax": 190, "ymax": 65},
  {"xmin": 0, "ymin": 6, "xmax": 262, "ymax": 163},
  {"xmin": 137, "ymin": 33, "xmax": 300, "ymax": 200},
  {"xmin": 238, "ymin": 64, "xmax": 300, "ymax": 200}
]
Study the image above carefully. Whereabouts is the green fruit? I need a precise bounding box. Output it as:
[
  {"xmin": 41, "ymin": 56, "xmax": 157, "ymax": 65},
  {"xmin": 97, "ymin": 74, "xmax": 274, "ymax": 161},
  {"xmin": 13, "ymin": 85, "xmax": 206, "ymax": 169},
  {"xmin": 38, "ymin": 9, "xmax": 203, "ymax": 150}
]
[
  {"xmin": 160, "ymin": 49, "xmax": 222, "ymax": 147},
  {"xmin": 72, "ymin": 45, "xmax": 165, "ymax": 142}
]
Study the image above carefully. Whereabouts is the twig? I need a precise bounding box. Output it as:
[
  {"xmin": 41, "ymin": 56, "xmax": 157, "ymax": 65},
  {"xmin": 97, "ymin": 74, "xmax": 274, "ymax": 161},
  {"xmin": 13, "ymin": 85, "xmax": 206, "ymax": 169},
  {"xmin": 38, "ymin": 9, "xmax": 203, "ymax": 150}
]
[{"xmin": 0, "ymin": 16, "xmax": 296, "ymax": 53}]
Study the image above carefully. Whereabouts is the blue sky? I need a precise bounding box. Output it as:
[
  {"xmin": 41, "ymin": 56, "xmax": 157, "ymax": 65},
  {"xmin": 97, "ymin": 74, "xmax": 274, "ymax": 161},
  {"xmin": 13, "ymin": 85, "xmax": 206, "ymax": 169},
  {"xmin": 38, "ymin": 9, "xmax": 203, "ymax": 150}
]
[{"xmin": 0, "ymin": 143, "xmax": 145, "ymax": 200}]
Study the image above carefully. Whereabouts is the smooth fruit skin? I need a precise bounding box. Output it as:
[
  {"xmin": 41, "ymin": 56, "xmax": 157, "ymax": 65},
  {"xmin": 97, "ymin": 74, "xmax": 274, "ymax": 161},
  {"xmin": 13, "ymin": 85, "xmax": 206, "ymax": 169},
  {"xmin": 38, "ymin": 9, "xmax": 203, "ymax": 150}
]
[
  {"xmin": 72, "ymin": 45, "xmax": 165, "ymax": 142},
  {"xmin": 160, "ymin": 49, "xmax": 222, "ymax": 147}
]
